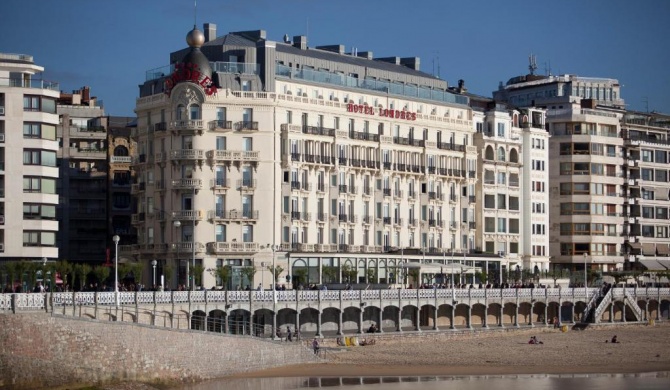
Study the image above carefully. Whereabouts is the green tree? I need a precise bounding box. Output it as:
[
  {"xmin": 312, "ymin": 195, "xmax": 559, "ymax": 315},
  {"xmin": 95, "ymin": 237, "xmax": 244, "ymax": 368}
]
[
  {"xmin": 476, "ymin": 270, "xmax": 488, "ymax": 285},
  {"xmin": 209, "ymin": 265, "xmax": 232, "ymax": 289},
  {"xmin": 340, "ymin": 264, "xmax": 357, "ymax": 284},
  {"xmin": 26, "ymin": 262, "xmax": 40, "ymax": 291},
  {"xmin": 2, "ymin": 262, "xmax": 18, "ymax": 290},
  {"xmin": 192, "ymin": 264, "xmax": 205, "ymax": 287},
  {"xmin": 74, "ymin": 263, "xmax": 92, "ymax": 291},
  {"xmin": 118, "ymin": 263, "xmax": 133, "ymax": 288},
  {"xmin": 55, "ymin": 260, "xmax": 72, "ymax": 290},
  {"xmin": 266, "ymin": 265, "xmax": 285, "ymax": 285},
  {"xmin": 240, "ymin": 266, "xmax": 257, "ymax": 288},
  {"xmin": 321, "ymin": 265, "xmax": 338, "ymax": 284},
  {"xmin": 130, "ymin": 263, "xmax": 144, "ymax": 285},
  {"xmin": 92, "ymin": 266, "xmax": 110, "ymax": 289},
  {"xmin": 366, "ymin": 268, "xmax": 377, "ymax": 284},
  {"xmin": 607, "ymin": 271, "xmax": 628, "ymax": 286},
  {"xmin": 521, "ymin": 269, "xmax": 534, "ymax": 284},
  {"xmin": 293, "ymin": 268, "xmax": 308, "ymax": 286},
  {"xmin": 408, "ymin": 269, "xmax": 420, "ymax": 286},
  {"xmin": 546, "ymin": 269, "xmax": 564, "ymax": 287},
  {"xmin": 163, "ymin": 264, "xmax": 174, "ymax": 289},
  {"xmin": 15, "ymin": 261, "xmax": 30, "ymax": 292}
]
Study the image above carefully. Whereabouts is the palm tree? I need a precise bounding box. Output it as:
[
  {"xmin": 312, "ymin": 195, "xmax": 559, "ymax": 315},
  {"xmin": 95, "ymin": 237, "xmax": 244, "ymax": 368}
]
[
  {"xmin": 2, "ymin": 261, "xmax": 17, "ymax": 291},
  {"xmin": 74, "ymin": 264, "xmax": 92, "ymax": 291},
  {"xmin": 92, "ymin": 266, "xmax": 110, "ymax": 290},
  {"xmin": 192, "ymin": 264, "xmax": 205, "ymax": 287},
  {"xmin": 321, "ymin": 265, "xmax": 338, "ymax": 284},
  {"xmin": 55, "ymin": 260, "xmax": 72, "ymax": 291},
  {"xmin": 209, "ymin": 265, "xmax": 232, "ymax": 289},
  {"xmin": 240, "ymin": 266, "xmax": 257, "ymax": 289},
  {"xmin": 15, "ymin": 261, "xmax": 30, "ymax": 292}
]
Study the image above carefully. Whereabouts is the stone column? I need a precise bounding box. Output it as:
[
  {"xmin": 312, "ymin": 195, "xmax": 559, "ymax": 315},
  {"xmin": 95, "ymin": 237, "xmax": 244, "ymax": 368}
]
[
  {"xmin": 273, "ymin": 312, "xmax": 278, "ymax": 339},
  {"xmin": 622, "ymin": 303, "xmax": 627, "ymax": 323},
  {"xmin": 544, "ymin": 304, "xmax": 548, "ymax": 326},
  {"xmin": 450, "ymin": 304, "xmax": 456, "ymax": 330},
  {"xmin": 433, "ymin": 306, "xmax": 438, "ymax": 331},
  {"xmin": 609, "ymin": 302, "xmax": 614, "ymax": 323},
  {"xmin": 415, "ymin": 306, "xmax": 421, "ymax": 332},
  {"xmin": 499, "ymin": 304, "xmax": 504, "ymax": 327},
  {"xmin": 295, "ymin": 311, "xmax": 300, "ymax": 337},
  {"xmin": 514, "ymin": 303, "xmax": 519, "ymax": 327},
  {"xmin": 467, "ymin": 305, "xmax": 473, "ymax": 329},
  {"xmin": 316, "ymin": 311, "xmax": 323, "ymax": 337},
  {"xmin": 358, "ymin": 308, "xmax": 363, "ymax": 334},
  {"xmin": 397, "ymin": 306, "xmax": 403, "ymax": 332},
  {"xmin": 529, "ymin": 303, "xmax": 534, "ymax": 327},
  {"xmin": 378, "ymin": 308, "xmax": 384, "ymax": 333},
  {"xmin": 482, "ymin": 302, "xmax": 489, "ymax": 329},
  {"xmin": 338, "ymin": 309, "xmax": 344, "ymax": 335}
]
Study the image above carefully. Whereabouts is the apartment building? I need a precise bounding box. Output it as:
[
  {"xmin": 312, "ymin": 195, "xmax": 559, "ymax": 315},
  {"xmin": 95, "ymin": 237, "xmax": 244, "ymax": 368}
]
[
  {"xmin": 126, "ymin": 25, "xmax": 534, "ymax": 288},
  {"xmin": 470, "ymin": 95, "xmax": 550, "ymax": 277},
  {"xmin": 107, "ymin": 116, "xmax": 137, "ymax": 262},
  {"xmin": 494, "ymin": 72, "xmax": 626, "ymax": 272},
  {"xmin": 0, "ymin": 53, "xmax": 59, "ymax": 261},
  {"xmin": 621, "ymin": 111, "xmax": 670, "ymax": 271},
  {"xmin": 56, "ymin": 87, "xmax": 108, "ymax": 262}
]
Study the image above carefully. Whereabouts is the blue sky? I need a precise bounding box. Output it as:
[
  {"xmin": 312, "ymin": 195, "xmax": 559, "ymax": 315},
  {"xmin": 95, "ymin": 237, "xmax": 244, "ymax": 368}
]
[{"xmin": 1, "ymin": 0, "xmax": 669, "ymax": 116}]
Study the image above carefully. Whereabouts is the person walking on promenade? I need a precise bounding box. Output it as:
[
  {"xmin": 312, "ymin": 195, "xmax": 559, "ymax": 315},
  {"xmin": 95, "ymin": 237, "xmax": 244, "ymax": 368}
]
[{"xmin": 312, "ymin": 338, "xmax": 320, "ymax": 355}]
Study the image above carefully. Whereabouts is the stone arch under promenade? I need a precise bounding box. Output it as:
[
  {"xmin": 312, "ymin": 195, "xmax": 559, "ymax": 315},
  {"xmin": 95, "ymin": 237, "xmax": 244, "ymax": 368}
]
[
  {"xmin": 572, "ymin": 301, "xmax": 586, "ymax": 322},
  {"xmin": 342, "ymin": 305, "xmax": 362, "ymax": 333},
  {"xmin": 362, "ymin": 305, "xmax": 381, "ymax": 331},
  {"xmin": 253, "ymin": 308, "xmax": 274, "ymax": 337},
  {"xmin": 518, "ymin": 302, "xmax": 532, "ymax": 325},
  {"xmin": 299, "ymin": 307, "xmax": 319, "ymax": 333},
  {"xmin": 547, "ymin": 302, "xmax": 561, "ymax": 324},
  {"xmin": 321, "ymin": 307, "xmax": 340, "ymax": 334},
  {"xmin": 228, "ymin": 309, "xmax": 251, "ymax": 335},
  {"xmin": 471, "ymin": 303, "xmax": 486, "ymax": 327},
  {"xmin": 382, "ymin": 305, "xmax": 400, "ymax": 330},
  {"xmin": 660, "ymin": 299, "xmax": 669, "ymax": 319},
  {"xmin": 437, "ymin": 304, "xmax": 454, "ymax": 328},
  {"xmin": 419, "ymin": 304, "xmax": 436, "ymax": 329},
  {"xmin": 486, "ymin": 303, "xmax": 501, "ymax": 327},
  {"xmin": 207, "ymin": 309, "xmax": 225, "ymax": 332},
  {"xmin": 453, "ymin": 304, "xmax": 469, "ymax": 328},
  {"xmin": 276, "ymin": 308, "xmax": 297, "ymax": 334},
  {"xmin": 191, "ymin": 309, "xmax": 206, "ymax": 330},
  {"xmin": 532, "ymin": 302, "xmax": 547, "ymax": 324},
  {"xmin": 502, "ymin": 302, "xmax": 517, "ymax": 326},
  {"xmin": 561, "ymin": 301, "xmax": 575, "ymax": 323},
  {"xmin": 401, "ymin": 305, "xmax": 417, "ymax": 330}
]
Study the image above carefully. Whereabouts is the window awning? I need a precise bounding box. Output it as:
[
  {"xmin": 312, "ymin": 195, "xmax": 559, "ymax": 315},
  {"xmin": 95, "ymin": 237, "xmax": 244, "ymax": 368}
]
[
  {"xmin": 642, "ymin": 242, "xmax": 656, "ymax": 255},
  {"xmin": 628, "ymin": 242, "xmax": 642, "ymax": 249},
  {"xmin": 638, "ymin": 259, "xmax": 667, "ymax": 271},
  {"xmin": 656, "ymin": 244, "xmax": 670, "ymax": 255}
]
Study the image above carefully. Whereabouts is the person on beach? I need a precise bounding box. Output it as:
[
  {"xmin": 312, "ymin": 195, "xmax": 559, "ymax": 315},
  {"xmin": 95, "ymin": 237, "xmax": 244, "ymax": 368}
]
[
  {"xmin": 287, "ymin": 326, "xmax": 292, "ymax": 342},
  {"xmin": 611, "ymin": 335, "xmax": 619, "ymax": 343},
  {"xmin": 312, "ymin": 338, "xmax": 320, "ymax": 355}
]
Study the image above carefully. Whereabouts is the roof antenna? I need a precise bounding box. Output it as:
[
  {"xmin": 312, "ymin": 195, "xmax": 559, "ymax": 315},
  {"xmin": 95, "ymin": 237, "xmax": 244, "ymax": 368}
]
[
  {"xmin": 194, "ymin": 0, "xmax": 197, "ymax": 27},
  {"xmin": 528, "ymin": 54, "xmax": 537, "ymax": 75}
]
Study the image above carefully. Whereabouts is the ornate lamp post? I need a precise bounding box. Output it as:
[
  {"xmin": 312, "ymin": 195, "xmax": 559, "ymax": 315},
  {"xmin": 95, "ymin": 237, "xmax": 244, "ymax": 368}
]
[
  {"xmin": 173, "ymin": 220, "xmax": 181, "ymax": 289},
  {"xmin": 151, "ymin": 259, "xmax": 157, "ymax": 287},
  {"xmin": 113, "ymin": 235, "xmax": 120, "ymax": 308}
]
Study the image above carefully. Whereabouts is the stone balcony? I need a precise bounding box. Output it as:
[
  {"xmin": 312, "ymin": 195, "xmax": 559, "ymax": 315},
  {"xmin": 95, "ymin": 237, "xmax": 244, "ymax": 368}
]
[
  {"xmin": 207, "ymin": 242, "xmax": 260, "ymax": 254},
  {"xmin": 171, "ymin": 210, "xmax": 204, "ymax": 221},
  {"xmin": 171, "ymin": 178, "xmax": 203, "ymax": 190}
]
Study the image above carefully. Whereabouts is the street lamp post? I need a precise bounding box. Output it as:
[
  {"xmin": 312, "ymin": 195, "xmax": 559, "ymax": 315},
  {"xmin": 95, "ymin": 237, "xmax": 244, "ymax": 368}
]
[
  {"xmin": 191, "ymin": 186, "xmax": 196, "ymax": 291},
  {"xmin": 151, "ymin": 259, "xmax": 157, "ymax": 287},
  {"xmin": 173, "ymin": 220, "xmax": 181, "ymax": 289},
  {"xmin": 268, "ymin": 244, "xmax": 278, "ymax": 290},
  {"xmin": 113, "ymin": 235, "xmax": 120, "ymax": 308}
]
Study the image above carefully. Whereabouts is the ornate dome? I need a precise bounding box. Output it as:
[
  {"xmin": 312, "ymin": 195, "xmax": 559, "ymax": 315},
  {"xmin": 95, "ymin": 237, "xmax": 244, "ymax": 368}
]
[{"xmin": 186, "ymin": 26, "xmax": 205, "ymax": 48}]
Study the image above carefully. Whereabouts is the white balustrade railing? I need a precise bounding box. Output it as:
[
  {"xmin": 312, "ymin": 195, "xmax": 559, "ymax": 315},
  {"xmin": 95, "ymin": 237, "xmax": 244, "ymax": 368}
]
[{"xmin": 3, "ymin": 288, "xmax": 669, "ymax": 312}]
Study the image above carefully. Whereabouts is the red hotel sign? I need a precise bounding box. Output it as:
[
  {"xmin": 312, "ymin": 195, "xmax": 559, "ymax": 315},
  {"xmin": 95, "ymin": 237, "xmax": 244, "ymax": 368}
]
[
  {"xmin": 164, "ymin": 62, "xmax": 218, "ymax": 97},
  {"xmin": 347, "ymin": 103, "xmax": 417, "ymax": 121}
]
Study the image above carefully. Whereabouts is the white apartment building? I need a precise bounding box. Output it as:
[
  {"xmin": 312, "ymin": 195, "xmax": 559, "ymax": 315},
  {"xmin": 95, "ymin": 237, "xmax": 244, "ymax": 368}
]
[
  {"xmin": 0, "ymin": 53, "xmax": 60, "ymax": 260},
  {"xmin": 127, "ymin": 25, "xmax": 531, "ymax": 288},
  {"xmin": 621, "ymin": 111, "xmax": 670, "ymax": 271},
  {"xmin": 494, "ymin": 73, "xmax": 626, "ymax": 272},
  {"xmin": 472, "ymin": 99, "xmax": 550, "ymax": 279}
]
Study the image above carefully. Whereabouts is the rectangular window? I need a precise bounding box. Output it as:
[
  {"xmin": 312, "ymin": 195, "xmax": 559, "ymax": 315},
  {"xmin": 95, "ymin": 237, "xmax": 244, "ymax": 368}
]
[
  {"xmin": 23, "ymin": 177, "xmax": 56, "ymax": 194},
  {"xmin": 23, "ymin": 149, "xmax": 56, "ymax": 167},
  {"xmin": 23, "ymin": 231, "xmax": 56, "ymax": 247}
]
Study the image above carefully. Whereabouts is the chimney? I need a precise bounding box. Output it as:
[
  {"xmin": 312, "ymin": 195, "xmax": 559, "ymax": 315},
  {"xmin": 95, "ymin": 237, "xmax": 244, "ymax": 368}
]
[
  {"xmin": 81, "ymin": 86, "xmax": 90, "ymax": 103},
  {"xmin": 316, "ymin": 45, "xmax": 345, "ymax": 55},
  {"xmin": 357, "ymin": 51, "xmax": 374, "ymax": 60},
  {"xmin": 400, "ymin": 57, "xmax": 420, "ymax": 71},
  {"xmin": 293, "ymin": 35, "xmax": 307, "ymax": 50},
  {"xmin": 457, "ymin": 79, "xmax": 467, "ymax": 93},
  {"xmin": 204, "ymin": 23, "xmax": 216, "ymax": 42}
]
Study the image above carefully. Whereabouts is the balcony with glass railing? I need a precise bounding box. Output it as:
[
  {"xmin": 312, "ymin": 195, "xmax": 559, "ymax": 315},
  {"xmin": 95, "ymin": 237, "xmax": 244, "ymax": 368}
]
[
  {"xmin": 145, "ymin": 62, "xmax": 259, "ymax": 82},
  {"xmin": 0, "ymin": 76, "xmax": 59, "ymax": 91},
  {"xmin": 276, "ymin": 64, "xmax": 468, "ymax": 106}
]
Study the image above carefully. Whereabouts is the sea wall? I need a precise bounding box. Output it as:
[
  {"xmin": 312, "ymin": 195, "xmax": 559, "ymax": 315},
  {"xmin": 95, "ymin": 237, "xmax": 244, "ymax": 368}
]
[{"xmin": 0, "ymin": 313, "xmax": 317, "ymax": 389}]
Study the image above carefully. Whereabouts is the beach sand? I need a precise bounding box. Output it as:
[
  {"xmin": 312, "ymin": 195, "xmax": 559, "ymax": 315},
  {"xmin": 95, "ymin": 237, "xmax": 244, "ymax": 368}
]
[{"xmin": 233, "ymin": 323, "xmax": 670, "ymax": 378}]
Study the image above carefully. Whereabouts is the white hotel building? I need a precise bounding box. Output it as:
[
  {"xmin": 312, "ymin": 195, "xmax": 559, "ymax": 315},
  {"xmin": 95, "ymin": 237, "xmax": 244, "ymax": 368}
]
[
  {"xmin": 126, "ymin": 25, "xmax": 548, "ymax": 288},
  {"xmin": 0, "ymin": 53, "xmax": 60, "ymax": 261}
]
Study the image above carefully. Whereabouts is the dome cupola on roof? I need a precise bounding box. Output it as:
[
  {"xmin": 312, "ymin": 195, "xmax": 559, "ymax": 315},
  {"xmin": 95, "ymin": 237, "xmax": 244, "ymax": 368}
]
[{"xmin": 164, "ymin": 26, "xmax": 217, "ymax": 97}]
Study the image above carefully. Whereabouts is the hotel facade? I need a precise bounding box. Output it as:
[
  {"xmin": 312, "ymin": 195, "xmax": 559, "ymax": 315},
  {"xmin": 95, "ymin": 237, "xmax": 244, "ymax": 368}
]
[
  {"xmin": 0, "ymin": 53, "xmax": 60, "ymax": 261},
  {"xmin": 126, "ymin": 25, "xmax": 549, "ymax": 288}
]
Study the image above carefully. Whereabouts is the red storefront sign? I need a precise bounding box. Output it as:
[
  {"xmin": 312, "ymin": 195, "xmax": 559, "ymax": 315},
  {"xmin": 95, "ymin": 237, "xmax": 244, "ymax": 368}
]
[{"xmin": 164, "ymin": 62, "xmax": 218, "ymax": 97}]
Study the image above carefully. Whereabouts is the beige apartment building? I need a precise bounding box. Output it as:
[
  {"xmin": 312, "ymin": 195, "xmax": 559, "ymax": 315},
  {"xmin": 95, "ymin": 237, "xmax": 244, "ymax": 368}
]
[
  {"xmin": 0, "ymin": 53, "xmax": 59, "ymax": 261},
  {"xmin": 125, "ymin": 25, "xmax": 548, "ymax": 288},
  {"xmin": 493, "ymin": 72, "xmax": 664, "ymax": 273}
]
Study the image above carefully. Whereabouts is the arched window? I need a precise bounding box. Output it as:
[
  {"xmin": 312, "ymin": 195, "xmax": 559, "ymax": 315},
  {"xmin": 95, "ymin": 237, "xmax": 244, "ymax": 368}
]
[
  {"xmin": 114, "ymin": 145, "xmax": 129, "ymax": 156},
  {"xmin": 498, "ymin": 147, "xmax": 506, "ymax": 162},
  {"xmin": 485, "ymin": 145, "xmax": 495, "ymax": 160},
  {"xmin": 367, "ymin": 259, "xmax": 377, "ymax": 283},
  {"xmin": 176, "ymin": 104, "xmax": 185, "ymax": 120},
  {"xmin": 190, "ymin": 104, "xmax": 201, "ymax": 120},
  {"xmin": 509, "ymin": 148, "xmax": 519, "ymax": 163}
]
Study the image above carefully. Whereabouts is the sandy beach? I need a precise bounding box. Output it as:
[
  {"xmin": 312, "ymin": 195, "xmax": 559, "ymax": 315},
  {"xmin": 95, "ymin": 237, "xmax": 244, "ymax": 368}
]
[{"xmin": 233, "ymin": 323, "xmax": 670, "ymax": 378}]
